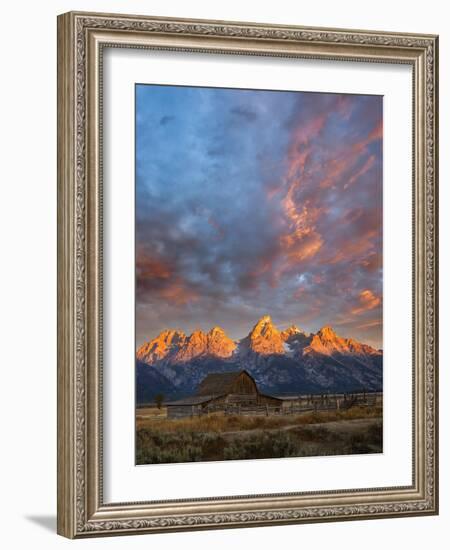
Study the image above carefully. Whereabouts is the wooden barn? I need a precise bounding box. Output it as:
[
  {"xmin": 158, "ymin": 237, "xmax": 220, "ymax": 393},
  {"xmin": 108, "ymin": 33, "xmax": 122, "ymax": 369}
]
[{"xmin": 166, "ymin": 370, "xmax": 282, "ymax": 419}]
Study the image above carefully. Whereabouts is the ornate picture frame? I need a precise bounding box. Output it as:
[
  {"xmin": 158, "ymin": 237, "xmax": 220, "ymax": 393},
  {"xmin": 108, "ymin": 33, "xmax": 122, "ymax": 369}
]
[{"xmin": 57, "ymin": 11, "xmax": 438, "ymax": 538}]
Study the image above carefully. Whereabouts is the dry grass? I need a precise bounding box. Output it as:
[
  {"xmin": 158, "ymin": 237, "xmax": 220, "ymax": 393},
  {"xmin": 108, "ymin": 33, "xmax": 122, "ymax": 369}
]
[
  {"xmin": 136, "ymin": 406, "xmax": 167, "ymax": 419},
  {"xmin": 136, "ymin": 405, "xmax": 383, "ymax": 464},
  {"xmin": 136, "ymin": 405, "xmax": 382, "ymax": 433},
  {"xmin": 136, "ymin": 415, "xmax": 383, "ymax": 465}
]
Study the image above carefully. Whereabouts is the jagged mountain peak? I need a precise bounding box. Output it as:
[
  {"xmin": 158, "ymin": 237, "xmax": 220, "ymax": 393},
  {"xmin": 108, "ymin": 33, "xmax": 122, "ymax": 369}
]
[
  {"xmin": 305, "ymin": 326, "xmax": 380, "ymax": 357},
  {"xmin": 250, "ymin": 315, "xmax": 278, "ymax": 335},
  {"xmin": 281, "ymin": 324, "xmax": 305, "ymax": 341},
  {"xmin": 137, "ymin": 317, "xmax": 381, "ymax": 366},
  {"xmin": 157, "ymin": 328, "xmax": 186, "ymax": 340},
  {"xmin": 188, "ymin": 329, "xmax": 207, "ymax": 340},
  {"xmin": 245, "ymin": 315, "xmax": 284, "ymax": 355},
  {"xmin": 138, "ymin": 325, "xmax": 237, "ymax": 365},
  {"xmin": 136, "ymin": 328, "xmax": 186, "ymax": 364},
  {"xmin": 208, "ymin": 325, "xmax": 226, "ymax": 336},
  {"xmin": 257, "ymin": 314, "xmax": 273, "ymax": 324},
  {"xmin": 307, "ymin": 326, "xmax": 346, "ymax": 355},
  {"xmin": 137, "ymin": 317, "xmax": 383, "ymax": 398},
  {"xmin": 316, "ymin": 325, "xmax": 338, "ymax": 340},
  {"xmin": 206, "ymin": 326, "xmax": 237, "ymax": 357}
]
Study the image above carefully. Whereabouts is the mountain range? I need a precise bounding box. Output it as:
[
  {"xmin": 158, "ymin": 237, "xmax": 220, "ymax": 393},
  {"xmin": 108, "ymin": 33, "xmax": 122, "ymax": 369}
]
[{"xmin": 136, "ymin": 315, "xmax": 382, "ymax": 403}]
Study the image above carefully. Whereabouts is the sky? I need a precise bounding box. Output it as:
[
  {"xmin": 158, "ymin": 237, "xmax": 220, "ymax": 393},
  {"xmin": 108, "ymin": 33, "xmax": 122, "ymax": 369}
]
[{"xmin": 135, "ymin": 84, "xmax": 383, "ymax": 348}]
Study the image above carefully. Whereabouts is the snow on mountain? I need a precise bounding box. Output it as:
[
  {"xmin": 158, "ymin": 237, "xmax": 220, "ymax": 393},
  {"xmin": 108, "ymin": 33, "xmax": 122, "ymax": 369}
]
[{"xmin": 136, "ymin": 315, "xmax": 383, "ymax": 398}]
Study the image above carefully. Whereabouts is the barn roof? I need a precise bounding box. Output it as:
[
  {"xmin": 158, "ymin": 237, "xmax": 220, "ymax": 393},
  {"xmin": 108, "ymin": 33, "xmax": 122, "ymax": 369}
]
[
  {"xmin": 259, "ymin": 393, "xmax": 284, "ymax": 402},
  {"xmin": 165, "ymin": 395, "xmax": 220, "ymax": 406},
  {"xmin": 196, "ymin": 370, "xmax": 255, "ymax": 396}
]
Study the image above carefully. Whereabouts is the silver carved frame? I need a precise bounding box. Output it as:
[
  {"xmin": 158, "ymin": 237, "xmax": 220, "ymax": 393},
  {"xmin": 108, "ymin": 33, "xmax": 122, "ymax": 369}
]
[{"xmin": 57, "ymin": 11, "xmax": 439, "ymax": 538}]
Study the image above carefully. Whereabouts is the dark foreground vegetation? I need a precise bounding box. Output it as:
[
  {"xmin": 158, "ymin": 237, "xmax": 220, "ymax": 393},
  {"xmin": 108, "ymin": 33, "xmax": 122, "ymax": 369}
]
[{"xmin": 136, "ymin": 406, "xmax": 383, "ymax": 464}]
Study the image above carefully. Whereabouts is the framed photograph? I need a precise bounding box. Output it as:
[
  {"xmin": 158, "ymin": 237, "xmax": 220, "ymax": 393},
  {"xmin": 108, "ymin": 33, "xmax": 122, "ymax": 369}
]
[{"xmin": 57, "ymin": 11, "xmax": 439, "ymax": 538}]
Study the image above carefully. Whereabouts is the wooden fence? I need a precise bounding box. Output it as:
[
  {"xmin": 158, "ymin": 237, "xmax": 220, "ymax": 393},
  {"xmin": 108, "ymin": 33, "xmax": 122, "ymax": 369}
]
[{"xmin": 208, "ymin": 391, "xmax": 382, "ymax": 417}]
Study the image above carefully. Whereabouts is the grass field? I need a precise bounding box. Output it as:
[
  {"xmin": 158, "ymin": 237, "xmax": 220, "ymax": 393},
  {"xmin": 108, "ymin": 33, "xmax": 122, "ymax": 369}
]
[{"xmin": 136, "ymin": 406, "xmax": 383, "ymax": 464}]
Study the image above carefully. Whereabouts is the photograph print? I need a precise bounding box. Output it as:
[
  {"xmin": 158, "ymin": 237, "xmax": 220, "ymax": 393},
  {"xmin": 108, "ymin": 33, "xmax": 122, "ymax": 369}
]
[{"xmin": 135, "ymin": 83, "xmax": 383, "ymax": 465}]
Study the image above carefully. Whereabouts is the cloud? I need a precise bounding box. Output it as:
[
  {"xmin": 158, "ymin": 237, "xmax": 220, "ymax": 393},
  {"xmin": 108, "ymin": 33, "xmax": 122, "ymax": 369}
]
[
  {"xmin": 136, "ymin": 254, "xmax": 171, "ymax": 280},
  {"xmin": 206, "ymin": 215, "xmax": 225, "ymax": 239},
  {"xmin": 159, "ymin": 115, "xmax": 175, "ymax": 125},
  {"xmin": 230, "ymin": 105, "xmax": 258, "ymax": 122},
  {"xmin": 357, "ymin": 319, "xmax": 382, "ymax": 330},
  {"xmin": 135, "ymin": 84, "xmax": 383, "ymax": 347},
  {"xmin": 344, "ymin": 154, "xmax": 376, "ymax": 189},
  {"xmin": 282, "ymin": 231, "xmax": 324, "ymax": 264},
  {"xmin": 351, "ymin": 289, "xmax": 381, "ymax": 315},
  {"xmin": 158, "ymin": 280, "xmax": 199, "ymax": 305}
]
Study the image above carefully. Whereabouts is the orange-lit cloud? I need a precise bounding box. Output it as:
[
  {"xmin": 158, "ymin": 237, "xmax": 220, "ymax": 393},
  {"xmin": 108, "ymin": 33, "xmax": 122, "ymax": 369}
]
[
  {"xmin": 357, "ymin": 319, "xmax": 382, "ymax": 330},
  {"xmin": 368, "ymin": 121, "xmax": 383, "ymax": 142},
  {"xmin": 136, "ymin": 86, "xmax": 383, "ymax": 346},
  {"xmin": 159, "ymin": 280, "xmax": 199, "ymax": 305},
  {"xmin": 136, "ymin": 252, "xmax": 198, "ymax": 306},
  {"xmin": 325, "ymin": 229, "xmax": 378, "ymax": 265},
  {"xmin": 352, "ymin": 121, "xmax": 383, "ymax": 154},
  {"xmin": 136, "ymin": 256, "xmax": 171, "ymax": 280},
  {"xmin": 279, "ymin": 173, "xmax": 325, "ymax": 272},
  {"xmin": 276, "ymin": 101, "xmax": 382, "ymax": 281},
  {"xmin": 351, "ymin": 289, "xmax": 381, "ymax": 315},
  {"xmin": 360, "ymin": 251, "xmax": 382, "ymax": 272},
  {"xmin": 319, "ymin": 157, "xmax": 350, "ymax": 189},
  {"xmin": 283, "ymin": 231, "xmax": 324, "ymax": 263},
  {"xmin": 344, "ymin": 154, "xmax": 376, "ymax": 189},
  {"xmin": 285, "ymin": 113, "xmax": 327, "ymax": 181}
]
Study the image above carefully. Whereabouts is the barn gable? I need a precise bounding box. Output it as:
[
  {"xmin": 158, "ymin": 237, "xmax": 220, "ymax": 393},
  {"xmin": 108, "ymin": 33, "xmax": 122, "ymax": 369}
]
[{"xmin": 196, "ymin": 370, "xmax": 256, "ymax": 396}]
